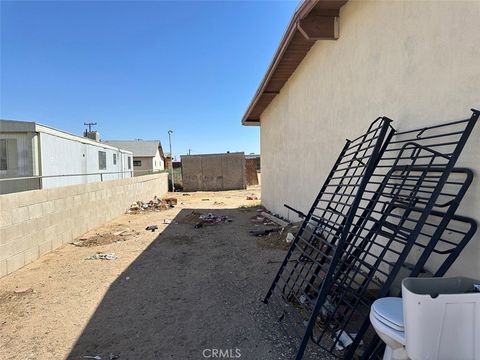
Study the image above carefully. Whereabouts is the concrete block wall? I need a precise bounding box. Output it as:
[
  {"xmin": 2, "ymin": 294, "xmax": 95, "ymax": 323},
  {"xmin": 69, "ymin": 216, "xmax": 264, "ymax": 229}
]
[
  {"xmin": 0, "ymin": 173, "xmax": 168, "ymax": 278},
  {"xmin": 181, "ymin": 152, "xmax": 246, "ymax": 191}
]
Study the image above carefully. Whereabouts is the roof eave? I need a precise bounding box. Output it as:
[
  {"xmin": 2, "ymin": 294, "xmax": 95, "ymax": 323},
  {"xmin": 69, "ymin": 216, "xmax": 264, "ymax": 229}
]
[{"xmin": 241, "ymin": 0, "xmax": 348, "ymax": 125}]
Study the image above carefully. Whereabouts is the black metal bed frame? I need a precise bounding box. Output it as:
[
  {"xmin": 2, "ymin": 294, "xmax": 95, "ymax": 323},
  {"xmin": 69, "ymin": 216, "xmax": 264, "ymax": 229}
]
[{"xmin": 263, "ymin": 109, "xmax": 479, "ymax": 360}]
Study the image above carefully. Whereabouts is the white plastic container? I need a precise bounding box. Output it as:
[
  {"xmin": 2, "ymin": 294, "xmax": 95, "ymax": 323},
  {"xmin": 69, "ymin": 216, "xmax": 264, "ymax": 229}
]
[{"xmin": 402, "ymin": 277, "xmax": 480, "ymax": 360}]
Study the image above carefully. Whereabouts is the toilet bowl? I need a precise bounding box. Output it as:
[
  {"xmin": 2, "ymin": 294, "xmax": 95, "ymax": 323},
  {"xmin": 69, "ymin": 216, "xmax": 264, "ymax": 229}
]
[{"xmin": 369, "ymin": 297, "xmax": 409, "ymax": 360}]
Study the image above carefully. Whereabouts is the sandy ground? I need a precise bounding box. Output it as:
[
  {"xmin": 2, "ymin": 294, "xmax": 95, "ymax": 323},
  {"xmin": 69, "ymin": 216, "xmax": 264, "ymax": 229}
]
[{"xmin": 0, "ymin": 187, "xmax": 332, "ymax": 360}]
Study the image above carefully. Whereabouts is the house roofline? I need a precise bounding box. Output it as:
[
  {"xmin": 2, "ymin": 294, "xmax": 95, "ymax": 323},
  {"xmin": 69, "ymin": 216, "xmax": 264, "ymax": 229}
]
[{"xmin": 242, "ymin": 0, "xmax": 348, "ymax": 125}]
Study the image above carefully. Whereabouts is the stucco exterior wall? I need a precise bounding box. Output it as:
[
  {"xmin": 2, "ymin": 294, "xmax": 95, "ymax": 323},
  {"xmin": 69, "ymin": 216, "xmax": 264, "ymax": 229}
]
[
  {"xmin": 153, "ymin": 150, "xmax": 164, "ymax": 171},
  {"xmin": 132, "ymin": 151, "xmax": 164, "ymax": 174},
  {"xmin": 260, "ymin": 1, "xmax": 480, "ymax": 277}
]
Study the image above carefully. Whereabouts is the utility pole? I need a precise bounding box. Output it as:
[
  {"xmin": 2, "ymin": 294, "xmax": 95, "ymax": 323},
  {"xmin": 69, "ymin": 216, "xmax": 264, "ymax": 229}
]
[
  {"xmin": 168, "ymin": 130, "xmax": 174, "ymax": 192},
  {"xmin": 188, "ymin": 149, "xmax": 191, "ymax": 155},
  {"xmin": 84, "ymin": 122, "xmax": 97, "ymax": 132}
]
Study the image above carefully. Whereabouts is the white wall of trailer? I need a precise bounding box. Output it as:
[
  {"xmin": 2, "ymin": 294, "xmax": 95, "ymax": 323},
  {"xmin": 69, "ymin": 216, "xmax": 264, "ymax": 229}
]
[{"xmin": 39, "ymin": 132, "xmax": 132, "ymax": 189}]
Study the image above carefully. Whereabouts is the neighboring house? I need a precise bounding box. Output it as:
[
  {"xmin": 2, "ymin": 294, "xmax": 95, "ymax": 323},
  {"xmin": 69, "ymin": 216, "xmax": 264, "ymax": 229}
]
[
  {"xmin": 0, "ymin": 119, "xmax": 133, "ymax": 194},
  {"xmin": 242, "ymin": 0, "xmax": 480, "ymax": 277},
  {"xmin": 103, "ymin": 140, "xmax": 165, "ymax": 175}
]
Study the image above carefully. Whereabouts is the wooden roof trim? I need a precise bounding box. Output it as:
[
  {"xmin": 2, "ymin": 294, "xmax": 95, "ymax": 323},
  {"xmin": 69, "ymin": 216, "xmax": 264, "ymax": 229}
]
[{"xmin": 242, "ymin": 0, "xmax": 348, "ymax": 125}]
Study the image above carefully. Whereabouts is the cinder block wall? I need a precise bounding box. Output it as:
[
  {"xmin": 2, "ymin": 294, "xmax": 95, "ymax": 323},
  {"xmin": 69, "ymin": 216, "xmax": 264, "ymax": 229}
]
[
  {"xmin": 181, "ymin": 152, "xmax": 246, "ymax": 191},
  {"xmin": 0, "ymin": 173, "xmax": 168, "ymax": 278}
]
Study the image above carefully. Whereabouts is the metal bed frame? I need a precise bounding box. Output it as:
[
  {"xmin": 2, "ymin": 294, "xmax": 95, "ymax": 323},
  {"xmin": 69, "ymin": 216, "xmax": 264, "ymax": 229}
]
[{"xmin": 263, "ymin": 109, "xmax": 479, "ymax": 360}]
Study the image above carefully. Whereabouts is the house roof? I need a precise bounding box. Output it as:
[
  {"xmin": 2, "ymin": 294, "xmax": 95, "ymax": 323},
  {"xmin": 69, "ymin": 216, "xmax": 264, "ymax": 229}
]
[
  {"xmin": 103, "ymin": 140, "xmax": 162, "ymax": 157},
  {"xmin": 0, "ymin": 119, "xmax": 132, "ymax": 154},
  {"xmin": 242, "ymin": 0, "xmax": 348, "ymax": 125}
]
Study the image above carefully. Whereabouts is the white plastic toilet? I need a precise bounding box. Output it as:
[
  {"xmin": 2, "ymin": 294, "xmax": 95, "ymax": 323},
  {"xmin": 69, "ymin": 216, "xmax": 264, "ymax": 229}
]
[
  {"xmin": 370, "ymin": 277, "xmax": 480, "ymax": 360},
  {"xmin": 369, "ymin": 297, "xmax": 408, "ymax": 360}
]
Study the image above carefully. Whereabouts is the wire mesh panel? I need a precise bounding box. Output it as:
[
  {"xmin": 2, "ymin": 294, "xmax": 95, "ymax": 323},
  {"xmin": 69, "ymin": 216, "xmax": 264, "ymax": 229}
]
[{"xmin": 263, "ymin": 110, "xmax": 479, "ymax": 360}]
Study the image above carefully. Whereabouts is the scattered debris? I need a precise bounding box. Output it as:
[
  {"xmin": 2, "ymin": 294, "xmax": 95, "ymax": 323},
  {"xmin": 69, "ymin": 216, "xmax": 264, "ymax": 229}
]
[
  {"xmin": 163, "ymin": 197, "xmax": 178, "ymax": 205},
  {"xmin": 127, "ymin": 196, "xmax": 177, "ymax": 213},
  {"xmin": 182, "ymin": 193, "xmax": 190, "ymax": 196},
  {"xmin": 112, "ymin": 228, "xmax": 130, "ymax": 236},
  {"xmin": 246, "ymin": 194, "xmax": 259, "ymax": 200},
  {"xmin": 250, "ymin": 215, "xmax": 266, "ymax": 224},
  {"xmin": 213, "ymin": 201, "xmax": 225, "ymax": 206},
  {"xmin": 164, "ymin": 219, "xmax": 177, "ymax": 224},
  {"xmin": 145, "ymin": 225, "xmax": 158, "ymax": 232},
  {"xmin": 13, "ymin": 287, "xmax": 32, "ymax": 294},
  {"xmin": 109, "ymin": 354, "xmax": 120, "ymax": 360},
  {"xmin": 179, "ymin": 211, "xmax": 232, "ymax": 228},
  {"xmin": 286, "ymin": 232, "xmax": 295, "ymax": 243},
  {"xmin": 249, "ymin": 228, "xmax": 282, "ymax": 236},
  {"xmin": 73, "ymin": 227, "xmax": 136, "ymax": 247},
  {"xmin": 255, "ymin": 222, "xmax": 301, "ymax": 250},
  {"xmin": 261, "ymin": 212, "xmax": 289, "ymax": 227},
  {"xmin": 125, "ymin": 276, "xmax": 130, "ymax": 281},
  {"xmin": 83, "ymin": 356, "xmax": 102, "ymax": 360},
  {"xmin": 85, "ymin": 253, "xmax": 116, "ymax": 261},
  {"xmin": 201, "ymin": 198, "xmax": 210, "ymax": 201},
  {"xmin": 334, "ymin": 330, "xmax": 361, "ymax": 351}
]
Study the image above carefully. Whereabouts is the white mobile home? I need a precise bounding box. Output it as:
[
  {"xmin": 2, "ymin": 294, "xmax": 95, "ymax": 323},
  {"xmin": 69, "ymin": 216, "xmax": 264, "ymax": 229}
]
[{"xmin": 0, "ymin": 119, "xmax": 133, "ymax": 194}]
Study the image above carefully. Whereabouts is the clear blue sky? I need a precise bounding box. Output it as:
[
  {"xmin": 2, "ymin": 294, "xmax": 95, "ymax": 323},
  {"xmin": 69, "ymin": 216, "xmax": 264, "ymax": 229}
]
[{"xmin": 0, "ymin": 0, "xmax": 299, "ymax": 158}]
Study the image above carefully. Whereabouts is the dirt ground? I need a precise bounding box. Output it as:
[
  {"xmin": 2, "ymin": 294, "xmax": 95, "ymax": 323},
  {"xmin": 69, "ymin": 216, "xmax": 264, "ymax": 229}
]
[{"xmin": 0, "ymin": 187, "xmax": 332, "ymax": 360}]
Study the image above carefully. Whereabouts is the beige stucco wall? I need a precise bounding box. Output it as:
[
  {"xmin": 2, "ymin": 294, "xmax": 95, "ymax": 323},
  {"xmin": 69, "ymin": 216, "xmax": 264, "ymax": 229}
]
[
  {"xmin": 133, "ymin": 150, "xmax": 164, "ymax": 174},
  {"xmin": 260, "ymin": 0, "xmax": 480, "ymax": 277},
  {"xmin": 0, "ymin": 173, "xmax": 168, "ymax": 278}
]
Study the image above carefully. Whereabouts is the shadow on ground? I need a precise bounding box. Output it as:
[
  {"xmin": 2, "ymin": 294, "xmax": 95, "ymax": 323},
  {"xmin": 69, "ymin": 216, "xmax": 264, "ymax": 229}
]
[{"xmin": 67, "ymin": 207, "xmax": 298, "ymax": 360}]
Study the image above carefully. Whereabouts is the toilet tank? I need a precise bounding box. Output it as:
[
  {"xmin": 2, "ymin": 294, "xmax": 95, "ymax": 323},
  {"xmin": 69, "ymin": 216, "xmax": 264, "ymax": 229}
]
[{"xmin": 402, "ymin": 277, "xmax": 480, "ymax": 360}]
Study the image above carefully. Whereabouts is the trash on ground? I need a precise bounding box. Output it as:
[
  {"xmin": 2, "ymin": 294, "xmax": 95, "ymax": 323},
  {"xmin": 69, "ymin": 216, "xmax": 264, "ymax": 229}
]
[
  {"xmin": 163, "ymin": 197, "xmax": 178, "ymax": 205},
  {"xmin": 83, "ymin": 356, "xmax": 102, "ymax": 360},
  {"xmin": 85, "ymin": 252, "xmax": 116, "ymax": 261},
  {"xmin": 179, "ymin": 211, "xmax": 232, "ymax": 228},
  {"xmin": 13, "ymin": 287, "xmax": 32, "ymax": 294},
  {"xmin": 201, "ymin": 198, "xmax": 210, "ymax": 201},
  {"xmin": 164, "ymin": 219, "xmax": 177, "ymax": 224},
  {"xmin": 127, "ymin": 196, "xmax": 176, "ymax": 213},
  {"xmin": 261, "ymin": 212, "xmax": 289, "ymax": 227},
  {"xmin": 246, "ymin": 194, "xmax": 259, "ymax": 200},
  {"xmin": 112, "ymin": 228, "xmax": 130, "ymax": 236},
  {"xmin": 213, "ymin": 201, "xmax": 225, "ymax": 206},
  {"xmin": 286, "ymin": 232, "xmax": 295, "ymax": 243},
  {"xmin": 73, "ymin": 227, "xmax": 136, "ymax": 247},
  {"xmin": 334, "ymin": 330, "xmax": 361, "ymax": 351},
  {"xmin": 249, "ymin": 228, "xmax": 282, "ymax": 236},
  {"xmin": 255, "ymin": 222, "xmax": 301, "ymax": 250},
  {"xmin": 145, "ymin": 225, "xmax": 158, "ymax": 232}
]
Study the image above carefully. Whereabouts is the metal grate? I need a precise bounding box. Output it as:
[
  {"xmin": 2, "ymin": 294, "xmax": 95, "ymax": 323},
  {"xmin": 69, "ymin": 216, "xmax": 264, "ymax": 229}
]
[{"xmin": 263, "ymin": 110, "xmax": 479, "ymax": 360}]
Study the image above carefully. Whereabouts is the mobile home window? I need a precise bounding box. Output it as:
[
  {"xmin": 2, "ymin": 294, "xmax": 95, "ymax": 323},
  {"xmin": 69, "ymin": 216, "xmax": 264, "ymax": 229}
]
[
  {"xmin": 98, "ymin": 151, "xmax": 107, "ymax": 170},
  {"xmin": 0, "ymin": 139, "xmax": 18, "ymax": 171},
  {"xmin": 133, "ymin": 160, "xmax": 142, "ymax": 167},
  {"xmin": 113, "ymin": 153, "xmax": 117, "ymax": 165},
  {"xmin": 128, "ymin": 156, "xmax": 132, "ymax": 170}
]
